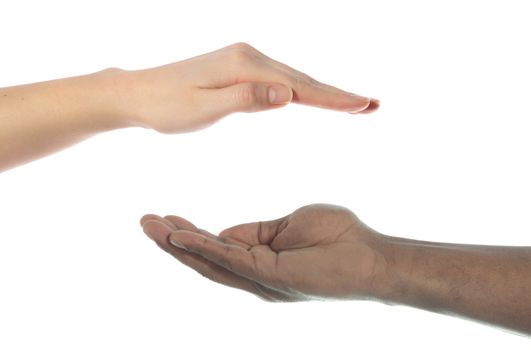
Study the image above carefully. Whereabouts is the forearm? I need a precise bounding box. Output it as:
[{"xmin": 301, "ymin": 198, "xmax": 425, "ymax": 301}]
[
  {"xmin": 372, "ymin": 236, "xmax": 531, "ymax": 334},
  {"xmin": 0, "ymin": 69, "xmax": 130, "ymax": 172}
]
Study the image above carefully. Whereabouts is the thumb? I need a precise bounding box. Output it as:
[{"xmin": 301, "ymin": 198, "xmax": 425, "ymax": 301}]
[
  {"xmin": 203, "ymin": 82, "xmax": 293, "ymax": 118},
  {"xmin": 218, "ymin": 217, "xmax": 286, "ymax": 247}
]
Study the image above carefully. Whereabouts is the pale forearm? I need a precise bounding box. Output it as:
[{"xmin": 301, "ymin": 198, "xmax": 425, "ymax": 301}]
[
  {"xmin": 0, "ymin": 69, "xmax": 129, "ymax": 171},
  {"xmin": 374, "ymin": 236, "xmax": 531, "ymax": 334}
]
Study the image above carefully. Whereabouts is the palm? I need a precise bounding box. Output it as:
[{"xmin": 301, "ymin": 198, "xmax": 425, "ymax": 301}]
[{"xmin": 141, "ymin": 204, "xmax": 379, "ymax": 301}]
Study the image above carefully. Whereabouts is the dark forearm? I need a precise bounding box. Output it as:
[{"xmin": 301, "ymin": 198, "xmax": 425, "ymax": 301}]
[{"xmin": 373, "ymin": 235, "xmax": 531, "ymax": 335}]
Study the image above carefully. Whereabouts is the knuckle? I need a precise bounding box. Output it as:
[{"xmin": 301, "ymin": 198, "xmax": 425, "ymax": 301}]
[
  {"xmin": 99, "ymin": 67, "xmax": 123, "ymax": 74},
  {"xmin": 229, "ymin": 49, "xmax": 254, "ymax": 65},
  {"xmin": 221, "ymin": 258, "xmax": 233, "ymax": 272},
  {"xmin": 291, "ymin": 73, "xmax": 316, "ymax": 89},
  {"xmin": 235, "ymin": 84, "xmax": 259, "ymax": 107},
  {"xmin": 219, "ymin": 245, "xmax": 233, "ymax": 271},
  {"xmin": 291, "ymin": 75, "xmax": 306, "ymax": 89},
  {"xmin": 303, "ymin": 73, "xmax": 319, "ymax": 85},
  {"xmin": 225, "ymin": 42, "xmax": 258, "ymax": 65},
  {"xmin": 191, "ymin": 236, "xmax": 207, "ymax": 255},
  {"xmin": 229, "ymin": 42, "xmax": 254, "ymax": 51}
]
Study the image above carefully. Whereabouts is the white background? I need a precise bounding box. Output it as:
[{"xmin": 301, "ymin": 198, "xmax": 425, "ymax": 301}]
[{"xmin": 1, "ymin": 0, "xmax": 530, "ymax": 348}]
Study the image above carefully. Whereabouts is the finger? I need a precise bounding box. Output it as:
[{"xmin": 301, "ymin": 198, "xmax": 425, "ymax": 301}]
[
  {"xmin": 221, "ymin": 65, "xmax": 371, "ymax": 113},
  {"xmin": 140, "ymin": 213, "xmax": 163, "ymax": 226},
  {"xmin": 218, "ymin": 217, "xmax": 286, "ymax": 247},
  {"xmin": 220, "ymin": 43, "xmax": 375, "ymax": 113},
  {"xmin": 168, "ymin": 248, "xmax": 295, "ymax": 302},
  {"xmin": 223, "ymin": 48, "xmax": 373, "ymax": 113},
  {"xmin": 142, "ymin": 215, "xmax": 219, "ymax": 242},
  {"xmin": 141, "ymin": 214, "xmax": 197, "ymax": 237},
  {"xmin": 168, "ymin": 229, "xmax": 280, "ymax": 288},
  {"xmin": 288, "ymin": 76, "xmax": 371, "ymax": 113},
  {"xmin": 163, "ymin": 215, "xmax": 223, "ymax": 242},
  {"xmin": 142, "ymin": 218, "xmax": 175, "ymax": 243},
  {"xmin": 251, "ymin": 46, "xmax": 378, "ymax": 113},
  {"xmin": 140, "ymin": 214, "xmax": 200, "ymax": 232},
  {"xmin": 199, "ymin": 82, "xmax": 292, "ymax": 119},
  {"xmin": 298, "ymin": 79, "xmax": 378, "ymax": 114},
  {"xmin": 143, "ymin": 214, "xmax": 229, "ymax": 249},
  {"xmin": 358, "ymin": 98, "xmax": 380, "ymax": 114},
  {"xmin": 163, "ymin": 215, "xmax": 198, "ymax": 231},
  {"xmin": 142, "ymin": 220, "xmax": 287, "ymax": 301},
  {"xmin": 168, "ymin": 246, "xmax": 260, "ymax": 296},
  {"xmin": 142, "ymin": 221, "xmax": 257, "ymax": 294}
]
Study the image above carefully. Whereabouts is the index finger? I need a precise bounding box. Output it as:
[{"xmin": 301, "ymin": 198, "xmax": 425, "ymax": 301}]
[
  {"xmin": 168, "ymin": 229, "xmax": 283, "ymax": 290},
  {"xmin": 219, "ymin": 43, "xmax": 378, "ymax": 113},
  {"xmin": 250, "ymin": 45, "xmax": 377, "ymax": 113}
]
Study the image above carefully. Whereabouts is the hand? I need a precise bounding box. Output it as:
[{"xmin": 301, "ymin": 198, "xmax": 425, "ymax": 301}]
[
  {"xmin": 140, "ymin": 204, "xmax": 385, "ymax": 301},
  {"xmin": 141, "ymin": 206, "xmax": 531, "ymax": 334},
  {"xmin": 114, "ymin": 43, "xmax": 379, "ymax": 133}
]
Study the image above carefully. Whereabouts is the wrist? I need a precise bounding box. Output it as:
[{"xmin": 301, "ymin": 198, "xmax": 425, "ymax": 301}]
[
  {"xmin": 82, "ymin": 68, "xmax": 142, "ymax": 130},
  {"xmin": 369, "ymin": 235, "xmax": 442, "ymax": 308},
  {"xmin": 361, "ymin": 234, "xmax": 412, "ymax": 303}
]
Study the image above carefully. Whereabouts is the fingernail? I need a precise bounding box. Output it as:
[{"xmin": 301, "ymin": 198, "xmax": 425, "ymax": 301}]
[
  {"xmin": 268, "ymin": 85, "xmax": 292, "ymax": 105},
  {"xmin": 348, "ymin": 96, "xmax": 371, "ymax": 114},
  {"xmin": 169, "ymin": 236, "xmax": 187, "ymax": 250}
]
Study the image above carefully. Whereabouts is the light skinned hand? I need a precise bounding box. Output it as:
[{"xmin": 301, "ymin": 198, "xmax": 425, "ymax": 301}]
[
  {"xmin": 0, "ymin": 42, "xmax": 378, "ymax": 171},
  {"xmin": 140, "ymin": 204, "xmax": 382, "ymax": 301},
  {"xmin": 116, "ymin": 42, "xmax": 379, "ymax": 133}
]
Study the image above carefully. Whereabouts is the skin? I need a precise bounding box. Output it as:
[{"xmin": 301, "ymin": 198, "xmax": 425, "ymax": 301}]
[
  {"xmin": 4, "ymin": 41, "xmax": 529, "ymax": 335},
  {"xmin": 141, "ymin": 204, "xmax": 531, "ymax": 336},
  {"xmin": 0, "ymin": 42, "xmax": 378, "ymax": 172}
]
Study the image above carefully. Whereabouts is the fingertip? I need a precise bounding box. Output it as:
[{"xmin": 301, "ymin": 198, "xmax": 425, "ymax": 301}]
[
  {"xmin": 349, "ymin": 98, "xmax": 380, "ymax": 114},
  {"xmin": 360, "ymin": 98, "xmax": 380, "ymax": 114},
  {"xmin": 142, "ymin": 219, "xmax": 174, "ymax": 242},
  {"xmin": 140, "ymin": 214, "xmax": 162, "ymax": 226},
  {"xmin": 347, "ymin": 96, "xmax": 371, "ymax": 113}
]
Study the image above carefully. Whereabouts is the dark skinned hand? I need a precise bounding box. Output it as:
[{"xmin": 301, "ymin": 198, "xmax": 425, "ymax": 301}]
[{"xmin": 140, "ymin": 204, "xmax": 384, "ymax": 302}]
